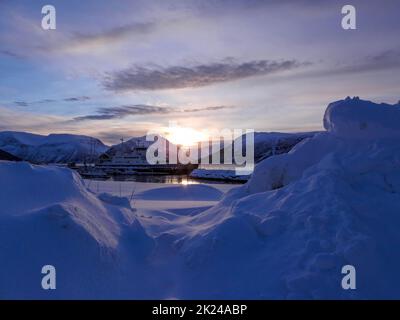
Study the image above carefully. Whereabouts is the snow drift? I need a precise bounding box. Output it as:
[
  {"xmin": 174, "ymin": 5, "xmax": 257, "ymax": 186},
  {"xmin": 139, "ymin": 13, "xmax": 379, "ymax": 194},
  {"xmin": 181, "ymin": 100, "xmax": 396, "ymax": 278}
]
[
  {"xmin": 174, "ymin": 97, "xmax": 400, "ymax": 299},
  {"xmin": 0, "ymin": 161, "xmax": 153, "ymax": 299},
  {"xmin": 324, "ymin": 96, "xmax": 400, "ymax": 139}
]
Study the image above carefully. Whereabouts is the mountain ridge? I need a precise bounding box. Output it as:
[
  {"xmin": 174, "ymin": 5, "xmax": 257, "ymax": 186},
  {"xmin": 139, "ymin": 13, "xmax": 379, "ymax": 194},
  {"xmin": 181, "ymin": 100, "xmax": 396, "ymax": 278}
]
[{"xmin": 0, "ymin": 131, "xmax": 108, "ymax": 163}]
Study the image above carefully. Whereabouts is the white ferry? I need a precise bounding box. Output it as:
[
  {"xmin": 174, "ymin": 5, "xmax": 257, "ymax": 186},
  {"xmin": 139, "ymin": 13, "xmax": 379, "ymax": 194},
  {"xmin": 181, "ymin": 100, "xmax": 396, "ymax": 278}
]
[{"xmin": 90, "ymin": 140, "xmax": 198, "ymax": 176}]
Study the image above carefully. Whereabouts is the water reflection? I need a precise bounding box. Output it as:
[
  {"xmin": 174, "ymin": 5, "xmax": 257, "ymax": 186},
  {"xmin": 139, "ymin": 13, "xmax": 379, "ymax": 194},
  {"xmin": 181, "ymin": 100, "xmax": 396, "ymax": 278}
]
[
  {"xmin": 110, "ymin": 174, "xmax": 198, "ymax": 184},
  {"xmin": 88, "ymin": 174, "xmax": 243, "ymax": 185}
]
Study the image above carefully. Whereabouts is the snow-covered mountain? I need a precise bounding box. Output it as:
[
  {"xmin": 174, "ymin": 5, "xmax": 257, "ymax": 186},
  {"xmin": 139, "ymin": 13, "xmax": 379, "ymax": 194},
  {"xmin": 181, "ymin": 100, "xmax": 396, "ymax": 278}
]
[
  {"xmin": 104, "ymin": 135, "xmax": 179, "ymax": 164},
  {"xmin": 0, "ymin": 131, "xmax": 108, "ymax": 163},
  {"xmin": 201, "ymin": 131, "xmax": 317, "ymax": 167},
  {"xmin": 105, "ymin": 136, "xmax": 156, "ymax": 156},
  {"xmin": 239, "ymin": 131, "xmax": 318, "ymax": 162}
]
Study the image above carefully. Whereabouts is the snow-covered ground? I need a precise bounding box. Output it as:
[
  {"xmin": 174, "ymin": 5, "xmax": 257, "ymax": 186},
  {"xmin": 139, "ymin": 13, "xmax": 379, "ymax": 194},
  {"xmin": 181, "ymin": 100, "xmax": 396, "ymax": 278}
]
[
  {"xmin": 85, "ymin": 179, "xmax": 236, "ymax": 211},
  {"xmin": 1, "ymin": 97, "xmax": 400, "ymax": 299},
  {"xmin": 0, "ymin": 165, "xmax": 237, "ymax": 299}
]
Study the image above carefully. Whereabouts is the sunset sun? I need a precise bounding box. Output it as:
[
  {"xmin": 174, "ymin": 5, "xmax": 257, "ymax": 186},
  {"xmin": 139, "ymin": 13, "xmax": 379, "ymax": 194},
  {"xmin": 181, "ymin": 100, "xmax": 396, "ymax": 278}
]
[{"xmin": 165, "ymin": 126, "xmax": 208, "ymax": 146}]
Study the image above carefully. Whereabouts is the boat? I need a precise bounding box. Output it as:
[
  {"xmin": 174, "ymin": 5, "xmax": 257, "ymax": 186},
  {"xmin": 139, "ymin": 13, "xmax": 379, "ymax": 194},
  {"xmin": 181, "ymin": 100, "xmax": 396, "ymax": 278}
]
[
  {"xmin": 78, "ymin": 166, "xmax": 109, "ymax": 179},
  {"xmin": 92, "ymin": 140, "xmax": 198, "ymax": 176}
]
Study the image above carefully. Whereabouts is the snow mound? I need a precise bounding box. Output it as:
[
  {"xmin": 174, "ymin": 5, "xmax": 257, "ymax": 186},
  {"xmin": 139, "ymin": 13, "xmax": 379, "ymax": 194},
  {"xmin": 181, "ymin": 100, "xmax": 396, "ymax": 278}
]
[
  {"xmin": 0, "ymin": 161, "xmax": 153, "ymax": 298},
  {"xmin": 175, "ymin": 97, "xmax": 400, "ymax": 299},
  {"xmin": 0, "ymin": 161, "xmax": 121, "ymax": 248},
  {"xmin": 324, "ymin": 97, "xmax": 400, "ymax": 139},
  {"xmin": 136, "ymin": 184, "xmax": 223, "ymax": 201},
  {"xmin": 0, "ymin": 161, "xmax": 117, "ymax": 244}
]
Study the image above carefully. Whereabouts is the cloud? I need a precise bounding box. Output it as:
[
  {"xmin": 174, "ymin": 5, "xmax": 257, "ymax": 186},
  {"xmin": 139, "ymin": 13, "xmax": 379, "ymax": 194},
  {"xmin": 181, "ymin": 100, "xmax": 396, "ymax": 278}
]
[
  {"xmin": 183, "ymin": 105, "xmax": 233, "ymax": 112},
  {"xmin": 336, "ymin": 49, "xmax": 400, "ymax": 74},
  {"xmin": 73, "ymin": 104, "xmax": 233, "ymax": 121},
  {"xmin": 12, "ymin": 96, "xmax": 90, "ymax": 107},
  {"xmin": 292, "ymin": 48, "xmax": 400, "ymax": 81},
  {"xmin": 54, "ymin": 21, "xmax": 165, "ymax": 55},
  {"xmin": 0, "ymin": 50, "xmax": 24, "ymax": 59},
  {"xmin": 37, "ymin": 99, "xmax": 57, "ymax": 104},
  {"xmin": 72, "ymin": 22, "xmax": 157, "ymax": 45},
  {"xmin": 73, "ymin": 104, "xmax": 170, "ymax": 121},
  {"xmin": 103, "ymin": 59, "xmax": 308, "ymax": 91},
  {"xmin": 14, "ymin": 101, "xmax": 28, "ymax": 107},
  {"xmin": 0, "ymin": 106, "xmax": 66, "ymax": 132},
  {"xmin": 63, "ymin": 96, "xmax": 91, "ymax": 102}
]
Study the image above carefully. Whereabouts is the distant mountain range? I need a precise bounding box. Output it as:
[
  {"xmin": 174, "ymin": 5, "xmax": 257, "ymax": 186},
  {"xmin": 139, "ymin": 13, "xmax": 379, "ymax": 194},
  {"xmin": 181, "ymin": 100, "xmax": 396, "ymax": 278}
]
[
  {"xmin": 105, "ymin": 136, "xmax": 156, "ymax": 156},
  {"xmin": 104, "ymin": 135, "xmax": 177, "ymax": 162},
  {"xmin": 201, "ymin": 131, "xmax": 318, "ymax": 164},
  {"xmin": 0, "ymin": 131, "xmax": 108, "ymax": 164},
  {"xmin": 0, "ymin": 130, "xmax": 319, "ymax": 164},
  {"xmin": 241, "ymin": 131, "xmax": 318, "ymax": 162}
]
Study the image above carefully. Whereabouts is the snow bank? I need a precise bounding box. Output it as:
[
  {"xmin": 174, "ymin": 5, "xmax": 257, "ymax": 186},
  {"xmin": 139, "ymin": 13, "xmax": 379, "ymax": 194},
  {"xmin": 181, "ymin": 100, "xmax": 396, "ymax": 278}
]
[
  {"xmin": 174, "ymin": 97, "xmax": 400, "ymax": 299},
  {"xmin": 0, "ymin": 161, "xmax": 118, "ymax": 245},
  {"xmin": 0, "ymin": 161, "xmax": 153, "ymax": 299},
  {"xmin": 324, "ymin": 97, "xmax": 400, "ymax": 139}
]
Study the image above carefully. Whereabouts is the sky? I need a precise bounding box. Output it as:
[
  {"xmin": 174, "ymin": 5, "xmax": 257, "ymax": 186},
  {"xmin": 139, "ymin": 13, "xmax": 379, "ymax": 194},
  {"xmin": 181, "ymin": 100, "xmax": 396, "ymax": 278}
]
[{"xmin": 0, "ymin": 0, "xmax": 399, "ymax": 145}]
